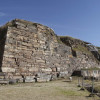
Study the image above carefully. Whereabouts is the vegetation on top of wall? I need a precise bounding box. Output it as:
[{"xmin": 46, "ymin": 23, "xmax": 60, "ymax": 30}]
[
  {"xmin": 58, "ymin": 36, "xmax": 92, "ymax": 55},
  {"xmin": 44, "ymin": 28, "xmax": 56, "ymax": 37},
  {"xmin": 98, "ymin": 50, "xmax": 100, "ymax": 54},
  {"xmin": 56, "ymin": 36, "xmax": 64, "ymax": 44},
  {"xmin": 0, "ymin": 19, "xmax": 99, "ymax": 58},
  {"xmin": 72, "ymin": 45, "xmax": 100, "ymax": 63},
  {"xmin": 97, "ymin": 47, "xmax": 100, "ymax": 54},
  {"xmin": 0, "ymin": 19, "xmax": 57, "ymax": 37},
  {"xmin": 59, "ymin": 36, "xmax": 90, "ymax": 44},
  {"xmin": 0, "ymin": 19, "xmax": 36, "ymax": 29},
  {"xmin": 59, "ymin": 36, "xmax": 100, "ymax": 63},
  {"xmin": 0, "ymin": 20, "xmax": 17, "ymax": 33},
  {"xmin": 72, "ymin": 45, "xmax": 92, "ymax": 55},
  {"xmin": 14, "ymin": 19, "xmax": 37, "ymax": 25},
  {"xmin": 59, "ymin": 35, "xmax": 75, "ymax": 40},
  {"xmin": 0, "ymin": 23, "xmax": 10, "ymax": 31},
  {"xmin": 0, "ymin": 19, "xmax": 39, "ymax": 29}
]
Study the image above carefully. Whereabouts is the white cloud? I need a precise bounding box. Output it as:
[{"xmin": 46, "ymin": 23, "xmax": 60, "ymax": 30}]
[{"xmin": 0, "ymin": 12, "xmax": 5, "ymax": 16}]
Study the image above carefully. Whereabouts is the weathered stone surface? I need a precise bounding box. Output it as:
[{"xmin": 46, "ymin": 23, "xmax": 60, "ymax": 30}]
[
  {"xmin": 2, "ymin": 67, "xmax": 16, "ymax": 72},
  {"xmin": 0, "ymin": 19, "xmax": 99, "ymax": 82},
  {"xmin": 36, "ymin": 73, "xmax": 51, "ymax": 82},
  {"xmin": 25, "ymin": 76, "xmax": 35, "ymax": 83},
  {"xmin": 29, "ymin": 67, "xmax": 38, "ymax": 72},
  {"xmin": 41, "ymin": 68, "xmax": 52, "ymax": 72}
]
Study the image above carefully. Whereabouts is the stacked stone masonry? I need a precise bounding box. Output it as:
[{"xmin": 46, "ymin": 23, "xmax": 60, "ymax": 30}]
[{"xmin": 0, "ymin": 19, "xmax": 99, "ymax": 82}]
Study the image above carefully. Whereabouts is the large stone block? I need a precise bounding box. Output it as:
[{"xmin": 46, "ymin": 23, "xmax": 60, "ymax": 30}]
[
  {"xmin": 59, "ymin": 71, "xmax": 68, "ymax": 78},
  {"xmin": 2, "ymin": 67, "xmax": 16, "ymax": 73},
  {"xmin": 41, "ymin": 68, "xmax": 52, "ymax": 72},
  {"xmin": 36, "ymin": 59, "xmax": 45, "ymax": 63},
  {"xmin": 29, "ymin": 67, "xmax": 38, "ymax": 72},
  {"xmin": 25, "ymin": 76, "xmax": 35, "ymax": 83}
]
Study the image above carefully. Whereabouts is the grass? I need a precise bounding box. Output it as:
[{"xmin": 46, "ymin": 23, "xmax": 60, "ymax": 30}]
[
  {"xmin": 44, "ymin": 28, "xmax": 56, "ymax": 36},
  {"xmin": 94, "ymin": 86, "xmax": 100, "ymax": 93},
  {"xmin": 0, "ymin": 19, "xmax": 37, "ymax": 30},
  {"xmin": 0, "ymin": 19, "xmax": 56, "ymax": 37},
  {"xmin": 56, "ymin": 36, "xmax": 64, "ymax": 44},
  {"xmin": 59, "ymin": 36, "xmax": 76, "ymax": 40},
  {"xmin": 55, "ymin": 87, "xmax": 88, "ymax": 96},
  {"xmin": 72, "ymin": 45, "xmax": 92, "ymax": 55},
  {"xmin": 94, "ymin": 82, "xmax": 100, "ymax": 93},
  {"xmin": 59, "ymin": 36, "xmax": 92, "ymax": 56},
  {"xmin": 0, "ymin": 78, "xmax": 99, "ymax": 100}
]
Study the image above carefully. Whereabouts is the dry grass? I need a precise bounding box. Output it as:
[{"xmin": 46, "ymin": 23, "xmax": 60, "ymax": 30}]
[{"xmin": 0, "ymin": 79, "xmax": 99, "ymax": 100}]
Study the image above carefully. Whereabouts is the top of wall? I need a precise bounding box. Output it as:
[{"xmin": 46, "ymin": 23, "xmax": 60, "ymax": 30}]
[{"xmin": 0, "ymin": 19, "xmax": 100, "ymax": 58}]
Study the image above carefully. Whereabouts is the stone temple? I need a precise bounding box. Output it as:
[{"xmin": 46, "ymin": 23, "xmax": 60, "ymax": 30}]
[{"xmin": 0, "ymin": 19, "xmax": 100, "ymax": 82}]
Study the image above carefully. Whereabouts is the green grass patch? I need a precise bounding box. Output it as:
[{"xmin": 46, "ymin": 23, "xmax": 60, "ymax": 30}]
[
  {"xmin": 59, "ymin": 35, "xmax": 75, "ymax": 40},
  {"xmin": 72, "ymin": 45, "xmax": 92, "ymax": 55},
  {"xmin": 55, "ymin": 87, "xmax": 89, "ymax": 96},
  {"xmin": 59, "ymin": 36, "xmax": 92, "ymax": 55},
  {"xmin": 94, "ymin": 85, "xmax": 100, "ymax": 93}
]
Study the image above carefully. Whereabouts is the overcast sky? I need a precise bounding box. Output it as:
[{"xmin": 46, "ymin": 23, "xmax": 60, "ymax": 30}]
[{"xmin": 0, "ymin": 0, "xmax": 100, "ymax": 46}]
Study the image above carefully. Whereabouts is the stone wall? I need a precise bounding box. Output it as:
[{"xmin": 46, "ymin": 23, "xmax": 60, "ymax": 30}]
[
  {"xmin": 0, "ymin": 19, "xmax": 99, "ymax": 82},
  {"xmin": 0, "ymin": 28, "xmax": 7, "ymax": 72}
]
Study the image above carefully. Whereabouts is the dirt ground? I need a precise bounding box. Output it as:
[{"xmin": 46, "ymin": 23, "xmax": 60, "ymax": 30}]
[{"xmin": 0, "ymin": 78, "xmax": 99, "ymax": 100}]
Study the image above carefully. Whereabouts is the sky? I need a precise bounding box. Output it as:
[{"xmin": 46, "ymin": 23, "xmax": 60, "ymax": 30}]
[{"xmin": 0, "ymin": 0, "xmax": 100, "ymax": 46}]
